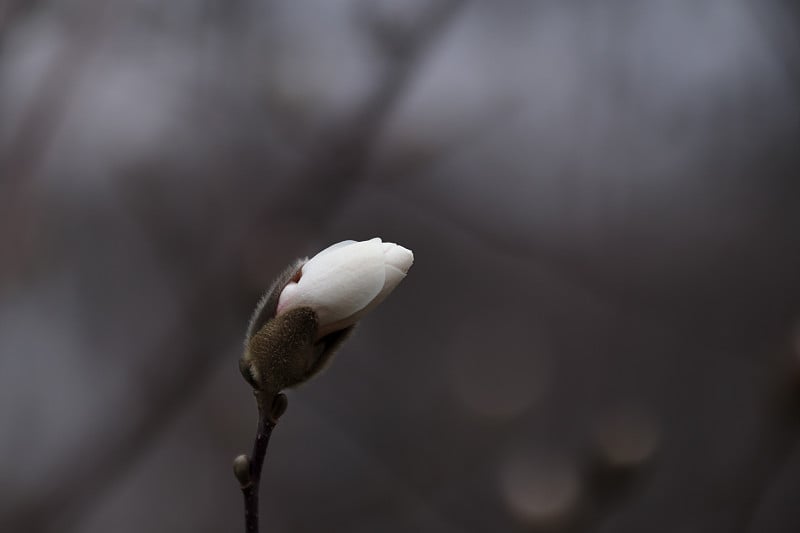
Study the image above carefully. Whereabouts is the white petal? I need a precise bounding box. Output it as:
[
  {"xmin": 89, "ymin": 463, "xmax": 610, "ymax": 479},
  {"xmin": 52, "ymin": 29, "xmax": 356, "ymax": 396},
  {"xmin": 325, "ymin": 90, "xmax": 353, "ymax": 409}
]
[
  {"xmin": 321, "ymin": 245, "xmax": 413, "ymax": 334},
  {"xmin": 381, "ymin": 263, "xmax": 408, "ymax": 297},
  {"xmin": 314, "ymin": 239, "xmax": 357, "ymax": 258},
  {"xmin": 382, "ymin": 243, "xmax": 413, "ymax": 275},
  {"xmin": 277, "ymin": 238, "xmax": 385, "ymax": 327},
  {"xmin": 275, "ymin": 281, "xmax": 299, "ymax": 313}
]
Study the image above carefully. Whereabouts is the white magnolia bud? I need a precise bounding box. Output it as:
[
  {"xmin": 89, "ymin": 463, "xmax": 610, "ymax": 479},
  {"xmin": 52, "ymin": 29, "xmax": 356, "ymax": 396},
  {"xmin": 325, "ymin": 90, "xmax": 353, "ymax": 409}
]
[
  {"xmin": 241, "ymin": 238, "xmax": 413, "ymax": 393},
  {"xmin": 276, "ymin": 238, "xmax": 414, "ymax": 337}
]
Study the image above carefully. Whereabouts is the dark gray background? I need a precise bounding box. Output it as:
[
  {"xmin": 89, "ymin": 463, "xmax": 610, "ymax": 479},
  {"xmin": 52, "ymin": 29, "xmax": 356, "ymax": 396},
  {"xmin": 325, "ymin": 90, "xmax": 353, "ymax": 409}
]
[{"xmin": 1, "ymin": 0, "xmax": 799, "ymax": 531}]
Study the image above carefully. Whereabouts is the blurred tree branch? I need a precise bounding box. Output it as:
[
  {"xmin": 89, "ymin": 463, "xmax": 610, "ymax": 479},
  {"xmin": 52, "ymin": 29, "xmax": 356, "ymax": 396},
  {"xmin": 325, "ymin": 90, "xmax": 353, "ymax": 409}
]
[
  {"xmin": 0, "ymin": 1, "xmax": 467, "ymax": 531},
  {"xmin": 749, "ymin": 0, "xmax": 800, "ymax": 92},
  {"xmin": 264, "ymin": 0, "xmax": 466, "ymax": 232},
  {"xmin": 0, "ymin": 0, "xmax": 111, "ymax": 286}
]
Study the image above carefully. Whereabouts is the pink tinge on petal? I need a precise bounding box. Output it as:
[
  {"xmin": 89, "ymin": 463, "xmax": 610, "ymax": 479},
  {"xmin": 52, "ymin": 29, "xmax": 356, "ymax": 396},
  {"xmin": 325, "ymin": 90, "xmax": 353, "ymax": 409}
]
[{"xmin": 276, "ymin": 282, "xmax": 299, "ymax": 315}]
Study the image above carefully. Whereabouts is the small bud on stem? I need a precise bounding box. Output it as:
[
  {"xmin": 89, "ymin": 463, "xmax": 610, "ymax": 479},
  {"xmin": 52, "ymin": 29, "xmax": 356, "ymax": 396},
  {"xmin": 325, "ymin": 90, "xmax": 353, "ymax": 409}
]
[{"xmin": 232, "ymin": 455, "xmax": 251, "ymax": 487}]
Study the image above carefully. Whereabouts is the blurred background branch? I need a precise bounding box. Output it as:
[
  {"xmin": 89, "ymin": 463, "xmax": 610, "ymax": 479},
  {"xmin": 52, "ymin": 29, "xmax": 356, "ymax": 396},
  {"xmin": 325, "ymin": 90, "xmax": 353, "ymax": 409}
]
[{"xmin": 1, "ymin": 1, "xmax": 469, "ymax": 531}]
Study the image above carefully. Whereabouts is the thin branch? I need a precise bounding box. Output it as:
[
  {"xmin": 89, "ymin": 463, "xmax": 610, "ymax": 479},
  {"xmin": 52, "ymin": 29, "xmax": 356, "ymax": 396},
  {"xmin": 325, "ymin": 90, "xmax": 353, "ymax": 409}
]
[
  {"xmin": 240, "ymin": 417, "xmax": 275, "ymax": 533},
  {"xmin": 235, "ymin": 393, "xmax": 287, "ymax": 533}
]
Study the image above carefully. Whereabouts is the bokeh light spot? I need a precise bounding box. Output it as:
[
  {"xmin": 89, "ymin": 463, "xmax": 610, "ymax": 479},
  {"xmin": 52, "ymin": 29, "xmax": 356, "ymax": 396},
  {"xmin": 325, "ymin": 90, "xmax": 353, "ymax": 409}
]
[{"xmin": 499, "ymin": 450, "xmax": 581, "ymax": 526}]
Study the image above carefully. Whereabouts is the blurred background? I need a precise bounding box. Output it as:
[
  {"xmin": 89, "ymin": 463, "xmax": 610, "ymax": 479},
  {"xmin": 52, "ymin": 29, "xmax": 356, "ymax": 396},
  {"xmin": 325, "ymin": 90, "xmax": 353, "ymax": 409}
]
[{"xmin": 1, "ymin": 0, "xmax": 799, "ymax": 531}]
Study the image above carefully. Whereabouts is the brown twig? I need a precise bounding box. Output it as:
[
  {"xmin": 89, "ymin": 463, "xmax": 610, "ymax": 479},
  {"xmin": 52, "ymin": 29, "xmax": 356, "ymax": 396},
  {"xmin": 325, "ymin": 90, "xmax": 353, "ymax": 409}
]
[{"xmin": 234, "ymin": 393, "xmax": 288, "ymax": 533}]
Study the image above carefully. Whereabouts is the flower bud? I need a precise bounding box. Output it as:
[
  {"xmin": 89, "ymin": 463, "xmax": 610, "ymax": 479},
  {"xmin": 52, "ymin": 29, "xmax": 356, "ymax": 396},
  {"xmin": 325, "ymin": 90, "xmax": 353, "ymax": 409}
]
[
  {"xmin": 277, "ymin": 238, "xmax": 413, "ymax": 336},
  {"xmin": 232, "ymin": 454, "xmax": 251, "ymax": 487},
  {"xmin": 240, "ymin": 238, "xmax": 413, "ymax": 394}
]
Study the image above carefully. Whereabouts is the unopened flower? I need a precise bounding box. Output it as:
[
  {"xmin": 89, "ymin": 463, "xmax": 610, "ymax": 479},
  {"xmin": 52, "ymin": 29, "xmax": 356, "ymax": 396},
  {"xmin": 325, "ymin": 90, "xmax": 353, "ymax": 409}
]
[{"xmin": 240, "ymin": 238, "xmax": 413, "ymax": 395}]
